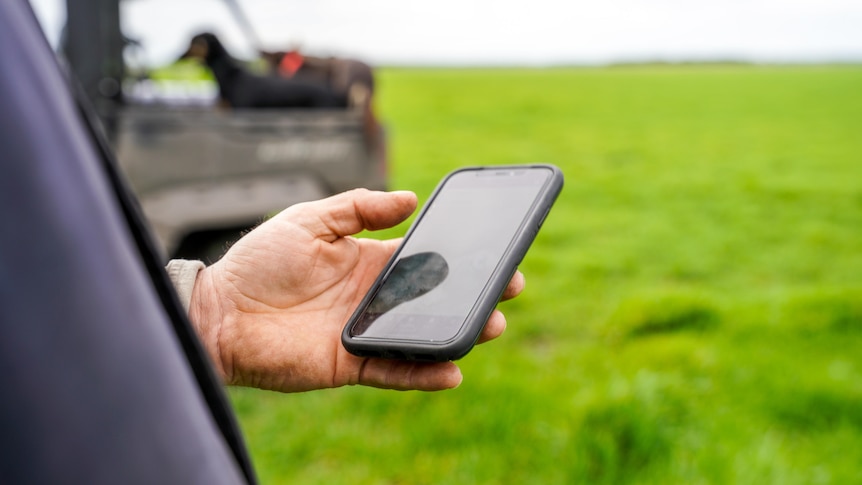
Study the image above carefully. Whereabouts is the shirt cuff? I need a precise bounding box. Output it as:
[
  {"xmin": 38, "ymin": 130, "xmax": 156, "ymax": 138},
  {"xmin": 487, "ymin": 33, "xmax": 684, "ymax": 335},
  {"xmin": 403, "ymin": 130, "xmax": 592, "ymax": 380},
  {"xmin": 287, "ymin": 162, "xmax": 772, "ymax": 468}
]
[{"xmin": 165, "ymin": 259, "xmax": 206, "ymax": 313}]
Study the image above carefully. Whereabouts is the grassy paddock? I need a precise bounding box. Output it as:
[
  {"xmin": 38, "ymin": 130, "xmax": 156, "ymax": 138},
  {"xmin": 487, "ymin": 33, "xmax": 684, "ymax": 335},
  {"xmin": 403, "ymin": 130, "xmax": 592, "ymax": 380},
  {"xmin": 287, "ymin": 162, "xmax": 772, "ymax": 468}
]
[{"xmin": 230, "ymin": 65, "xmax": 862, "ymax": 484}]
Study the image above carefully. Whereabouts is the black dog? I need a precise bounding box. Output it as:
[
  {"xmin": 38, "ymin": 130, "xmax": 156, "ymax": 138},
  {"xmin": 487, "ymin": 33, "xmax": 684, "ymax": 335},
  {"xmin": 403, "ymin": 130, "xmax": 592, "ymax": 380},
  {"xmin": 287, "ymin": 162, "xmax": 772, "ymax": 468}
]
[{"xmin": 181, "ymin": 33, "xmax": 344, "ymax": 109}]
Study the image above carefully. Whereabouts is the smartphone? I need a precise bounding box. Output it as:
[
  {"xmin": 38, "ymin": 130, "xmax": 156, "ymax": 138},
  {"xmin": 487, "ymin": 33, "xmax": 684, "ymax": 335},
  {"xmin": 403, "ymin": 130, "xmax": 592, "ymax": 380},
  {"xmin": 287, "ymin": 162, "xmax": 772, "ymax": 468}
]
[{"xmin": 341, "ymin": 164, "xmax": 564, "ymax": 362}]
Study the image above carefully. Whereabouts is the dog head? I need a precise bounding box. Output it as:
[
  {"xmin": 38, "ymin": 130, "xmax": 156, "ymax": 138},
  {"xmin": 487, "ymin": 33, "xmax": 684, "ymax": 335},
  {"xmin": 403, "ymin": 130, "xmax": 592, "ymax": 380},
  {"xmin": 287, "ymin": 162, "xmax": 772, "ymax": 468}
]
[{"xmin": 179, "ymin": 32, "xmax": 224, "ymax": 62}]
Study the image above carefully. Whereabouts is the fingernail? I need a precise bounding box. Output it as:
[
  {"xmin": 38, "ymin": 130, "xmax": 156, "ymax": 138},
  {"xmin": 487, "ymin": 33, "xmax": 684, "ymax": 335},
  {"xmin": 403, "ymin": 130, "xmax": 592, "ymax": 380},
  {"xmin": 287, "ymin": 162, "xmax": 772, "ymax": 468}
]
[{"xmin": 451, "ymin": 368, "xmax": 464, "ymax": 389}]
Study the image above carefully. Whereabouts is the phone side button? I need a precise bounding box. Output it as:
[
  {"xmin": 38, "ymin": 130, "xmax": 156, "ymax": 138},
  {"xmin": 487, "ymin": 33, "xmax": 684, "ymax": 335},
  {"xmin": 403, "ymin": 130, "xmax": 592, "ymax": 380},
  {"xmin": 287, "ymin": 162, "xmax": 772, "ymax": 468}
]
[
  {"xmin": 519, "ymin": 230, "xmax": 539, "ymax": 265},
  {"xmin": 538, "ymin": 206, "xmax": 551, "ymax": 228}
]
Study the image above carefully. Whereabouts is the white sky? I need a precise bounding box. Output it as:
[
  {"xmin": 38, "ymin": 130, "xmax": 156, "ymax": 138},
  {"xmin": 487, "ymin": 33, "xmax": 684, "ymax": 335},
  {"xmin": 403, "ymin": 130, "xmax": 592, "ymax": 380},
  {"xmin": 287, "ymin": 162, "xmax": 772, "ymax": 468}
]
[{"xmin": 29, "ymin": 0, "xmax": 862, "ymax": 67}]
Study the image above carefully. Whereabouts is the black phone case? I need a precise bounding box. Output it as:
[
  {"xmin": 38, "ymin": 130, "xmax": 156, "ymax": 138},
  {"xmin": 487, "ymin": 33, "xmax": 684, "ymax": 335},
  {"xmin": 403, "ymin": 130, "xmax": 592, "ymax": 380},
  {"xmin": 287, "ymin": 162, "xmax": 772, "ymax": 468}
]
[{"xmin": 341, "ymin": 164, "xmax": 564, "ymax": 362}]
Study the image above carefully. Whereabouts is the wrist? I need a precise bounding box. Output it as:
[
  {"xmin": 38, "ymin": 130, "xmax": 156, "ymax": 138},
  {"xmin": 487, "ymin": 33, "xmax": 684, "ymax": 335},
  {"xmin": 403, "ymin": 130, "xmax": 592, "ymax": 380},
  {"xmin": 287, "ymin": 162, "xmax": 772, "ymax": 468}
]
[{"xmin": 188, "ymin": 265, "xmax": 230, "ymax": 383}]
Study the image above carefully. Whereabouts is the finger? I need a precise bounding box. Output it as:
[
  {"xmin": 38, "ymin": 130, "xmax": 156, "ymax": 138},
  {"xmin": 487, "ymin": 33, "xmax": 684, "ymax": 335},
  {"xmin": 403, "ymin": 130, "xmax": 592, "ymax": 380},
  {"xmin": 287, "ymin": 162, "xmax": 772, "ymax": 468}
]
[
  {"xmin": 378, "ymin": 237, "xmax": 403, "ymax": 254},
  {"xmin": 291, "ymin": 189, "xmax": 417, "ymax": 241},
  {"xmin": 476, "ymin": 309, "xmax": 507, "ymax": 344},
  {"xmin": 501, "ymin": 270, "xmax": 525, "ymax": 301},
  {"xmin": 358, "ymin": 359, "xmax": 463, "ymax": 391}
]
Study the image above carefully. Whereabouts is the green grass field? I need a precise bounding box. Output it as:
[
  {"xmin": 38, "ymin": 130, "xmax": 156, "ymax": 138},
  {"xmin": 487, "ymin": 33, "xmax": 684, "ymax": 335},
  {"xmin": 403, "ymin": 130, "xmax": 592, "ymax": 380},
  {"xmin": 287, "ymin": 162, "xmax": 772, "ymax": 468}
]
[{"xmin": 229, "ymin": 65, "xmax": 862, "ymax": 484}]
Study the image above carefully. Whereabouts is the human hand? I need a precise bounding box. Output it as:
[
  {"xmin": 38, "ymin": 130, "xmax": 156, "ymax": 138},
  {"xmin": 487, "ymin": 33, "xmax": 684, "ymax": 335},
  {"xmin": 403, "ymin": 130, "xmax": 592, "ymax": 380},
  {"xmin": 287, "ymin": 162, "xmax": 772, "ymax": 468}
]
[{"xmin": 189, "ymin": 189, "xmax": 524, "ymax": 393}]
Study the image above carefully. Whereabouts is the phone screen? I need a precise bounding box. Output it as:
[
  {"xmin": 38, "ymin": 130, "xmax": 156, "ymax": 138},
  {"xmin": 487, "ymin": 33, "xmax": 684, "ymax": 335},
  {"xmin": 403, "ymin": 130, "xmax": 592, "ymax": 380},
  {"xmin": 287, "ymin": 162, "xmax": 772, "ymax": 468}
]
[{"xmin": 349, "ymin": 167, "xmax": 554, "ymax": 343}]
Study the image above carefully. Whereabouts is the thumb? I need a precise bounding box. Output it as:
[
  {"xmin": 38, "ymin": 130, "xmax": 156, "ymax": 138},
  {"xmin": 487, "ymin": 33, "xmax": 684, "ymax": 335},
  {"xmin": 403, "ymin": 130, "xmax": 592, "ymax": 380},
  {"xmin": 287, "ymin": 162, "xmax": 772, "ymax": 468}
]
[{"xmin": 284, "ymin": 189, "xmax": 417, "ymax": 241}]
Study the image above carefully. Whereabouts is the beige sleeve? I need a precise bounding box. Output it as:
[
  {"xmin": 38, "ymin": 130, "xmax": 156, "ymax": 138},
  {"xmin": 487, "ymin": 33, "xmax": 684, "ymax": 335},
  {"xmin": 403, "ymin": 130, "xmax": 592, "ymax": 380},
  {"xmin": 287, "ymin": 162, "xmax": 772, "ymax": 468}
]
[{"xmin": 165, "ymin": 259, "xmax": 206, "ymax": 313}]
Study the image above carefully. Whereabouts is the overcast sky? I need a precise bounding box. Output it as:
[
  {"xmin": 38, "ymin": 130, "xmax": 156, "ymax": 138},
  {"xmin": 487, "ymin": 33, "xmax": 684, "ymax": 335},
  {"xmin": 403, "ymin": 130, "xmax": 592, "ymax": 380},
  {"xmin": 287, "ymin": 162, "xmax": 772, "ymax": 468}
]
[{"xmin": 29, "ymin": 0, "xmax": 862, "ymax": 67}]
